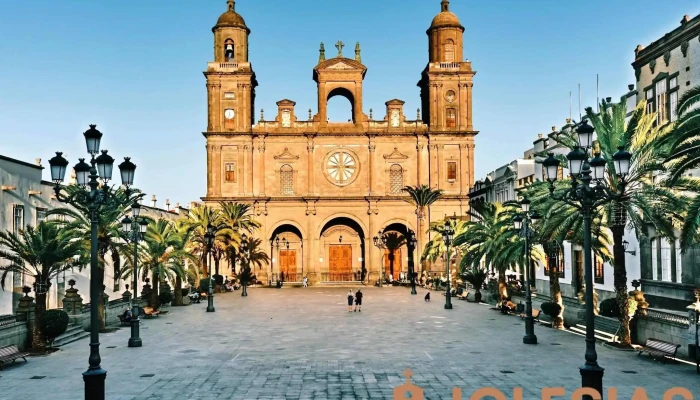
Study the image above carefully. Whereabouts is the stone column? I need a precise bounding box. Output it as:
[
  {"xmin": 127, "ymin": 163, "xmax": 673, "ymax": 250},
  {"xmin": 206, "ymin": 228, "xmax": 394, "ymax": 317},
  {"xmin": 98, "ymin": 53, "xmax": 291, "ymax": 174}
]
[
  {"xmin": 465, "ymin": 82, "xmax": 474, "ymax": 131},
  {"xmin": 459, "ymin": 144, "xmax": 466, "ymax": 195},
  {"xmin": 306, "ymin": 135, "xmax": 315, "ymax": 195},
  {"xmin": 206, "ymin": 83, "xmax": 215, "ymax": 131},
  {"xmin": 17, "ymin": 293, "xmax": 35, "ymax": 348},
  {"xmin": 467, "ymin": 143, "xmax": 475, "ymax": 189},
  {"xmin": 62, "ymin": 280, "xmax": 84, "ymax": 316},
  {"xmin": 368, "ymin": 135, "xmax": 376, "ymax": 195},
  {"xmin": 435, "ymin": 144, "xmax": 443, "ymax": 190},
  {"xmin": 206, "ymin": 144, "xmax": 214, "ymax": 197},
  {"xmin": 258, "ymin": 138, "xmax": 266, "ymax": 196},
  {"xmin": 212, "ymin": 82, "xmax": 222, "ymax": 131},
  {"xmin": 213, "ymin": 145, "xmax": 222, "ymax": 197}
]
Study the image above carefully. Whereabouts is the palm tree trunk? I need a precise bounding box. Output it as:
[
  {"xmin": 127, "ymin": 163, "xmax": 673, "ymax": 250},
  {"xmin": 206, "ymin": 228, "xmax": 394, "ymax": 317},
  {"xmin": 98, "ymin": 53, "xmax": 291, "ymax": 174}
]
[
  {"xmin": 151, "ymin": 271, "xmax": 160, "ymax": 309},
  {"xmin": 498, "ymin": 269, "xmax": 508, "ymax": 304},
  {"xmin": 32, "ymin": 292, "xmax": 47, "ymax": 351},
  {"xmin": 417, "ymin": 214, "xmax": 425, "ymax": 274},
  {"xmin": 173, "ymin": 275, "xmax": 183, "ymax": 306},
  {"xmin": 214, "ymin": 256, "xmax": 220, "ymax": 276},
  {"xmin": 389, "ymin": 253, "xmax": 395, "ymax": 280},
  {"xmin": 96, "ymin": 267, "xmax": 106, "ymax": 332},
  {"xmin": 611, "ymin": 225, "xmax": 632, "ymax": 346},
  {"xmin": 548, "ymin": 255, "xmax": 564, "ymax": 330}
]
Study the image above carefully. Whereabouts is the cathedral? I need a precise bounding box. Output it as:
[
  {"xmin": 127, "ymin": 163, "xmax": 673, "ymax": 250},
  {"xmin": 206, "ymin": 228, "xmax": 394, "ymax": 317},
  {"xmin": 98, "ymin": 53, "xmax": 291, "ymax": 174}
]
[{"xmin": 202, "ymin": 0, "xmax": 477, "ymax": 284}]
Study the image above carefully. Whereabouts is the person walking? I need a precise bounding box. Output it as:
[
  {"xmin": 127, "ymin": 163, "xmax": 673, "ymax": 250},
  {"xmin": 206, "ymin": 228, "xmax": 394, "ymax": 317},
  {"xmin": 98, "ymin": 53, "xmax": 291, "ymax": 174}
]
[
  {"xmin": 347, "ymin": 290, "xmax": 354, "ymax": 312},
  {"xmin": 354, "ymin": 289, "xmax": 363, "ymax": 312}
]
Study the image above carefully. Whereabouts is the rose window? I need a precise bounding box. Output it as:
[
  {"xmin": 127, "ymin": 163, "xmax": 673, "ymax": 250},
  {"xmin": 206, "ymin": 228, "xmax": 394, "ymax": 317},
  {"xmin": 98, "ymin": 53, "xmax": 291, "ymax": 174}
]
[{"xmin": 326, "ymin": 151, "xmax": 357, "ymax": 186}]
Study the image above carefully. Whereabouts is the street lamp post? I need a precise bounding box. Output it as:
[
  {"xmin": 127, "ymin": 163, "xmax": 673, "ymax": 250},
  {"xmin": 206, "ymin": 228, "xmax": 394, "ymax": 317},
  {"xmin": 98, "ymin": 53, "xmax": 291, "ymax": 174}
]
[
  {"xmin": 204, "ymin": 224, "xmax": 215, "ymax": 312},
  {"xmin": 48, "ymin": 125, "xmax": 137, "ymax": 400},
  {"xmin": 542, "ymin": 119, "xmax": 632, "ymax": 395},
  {"xmin": 513, "ymin": 198, "xmax": 541, "ymax": 345},
  {"xmin": 372, "ymin": 231, "xmax": 385, "ymax": 287},
  {"xmin": 407, "ymin": 229, "xmax": 418, "ymax": 295},
  {"xmin": 120, "ymin": 202, "xmax": 148, "ymax": 348},
  {"xmin": 441, "ymin": 222, "xmax": 454, "ymax": 310}
]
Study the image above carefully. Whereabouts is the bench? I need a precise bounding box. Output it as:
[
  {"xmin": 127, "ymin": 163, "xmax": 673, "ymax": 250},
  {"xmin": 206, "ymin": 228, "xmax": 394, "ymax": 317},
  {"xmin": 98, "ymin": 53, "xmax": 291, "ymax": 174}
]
[
  {"xmin": 117, "ymin": 313, "xmax": 132, "ymax": 326},
  {"xmin": 457, "ymin": 292, "xmax": 470, "ymax": 300},
  {"xmin": 638, "ymin": 338, "xmax": 680, "ymax": 364},
  {"xmin": 520, "ymin": 309, "xmax": 542, "ymax": 322},
  {"xmin": 142, "ymin": 307, "xmax": 161, "ymax": 318},
  {"xmin": 0, "ymin": 345, "xmax": 29, "ymax": 370}
]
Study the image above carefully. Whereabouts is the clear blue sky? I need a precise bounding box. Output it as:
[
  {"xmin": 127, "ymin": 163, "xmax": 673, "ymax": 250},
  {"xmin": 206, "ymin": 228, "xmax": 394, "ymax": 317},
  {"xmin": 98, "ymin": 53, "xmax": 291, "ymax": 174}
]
[{"xmin": 1, "ymin": 0, "xmax": 698, "ymax": 206}]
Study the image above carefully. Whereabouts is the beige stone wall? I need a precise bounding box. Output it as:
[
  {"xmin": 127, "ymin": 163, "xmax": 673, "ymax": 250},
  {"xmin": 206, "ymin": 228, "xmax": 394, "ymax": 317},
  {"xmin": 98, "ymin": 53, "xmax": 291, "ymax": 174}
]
[{"xmin": 201, "ymin": 2, "xmax": 476, "ymax": 284}]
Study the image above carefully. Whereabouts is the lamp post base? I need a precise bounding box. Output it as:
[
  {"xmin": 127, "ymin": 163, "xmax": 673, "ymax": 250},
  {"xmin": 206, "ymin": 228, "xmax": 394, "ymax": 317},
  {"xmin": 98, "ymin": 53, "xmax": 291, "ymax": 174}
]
[
  {"xmin": 523, "ymin": 334, "xmax": 537, "ymax": 345},
  {"xmin": 444, "ymin": 302, "xmax": 453, "ymax": 310},
  {"xmin": 580, "ymin": 364, "xmax": 604, "ymax": 398},
  {"xmin": 128, "ymin": 317, "xmax": 142, "ymax": 347},
  {"xmin": 206, "ymin": 306, "xmax": 215, "ymax": 312},
  {"xmin": 83, "ymin": 367, "xmax": 107, "ymax": 400}
]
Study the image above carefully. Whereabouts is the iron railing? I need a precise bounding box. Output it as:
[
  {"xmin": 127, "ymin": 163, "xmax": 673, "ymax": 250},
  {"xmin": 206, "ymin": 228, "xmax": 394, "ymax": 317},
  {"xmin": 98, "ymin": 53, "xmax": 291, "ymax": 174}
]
[
  {"xmin": 270, "ymin": 273, "xmax": 302, "ymax": 283},
  {"xmin": 0, "ymin": 314, "xmax": 21, "ymax": 326},
  {"xmin": 319, "ymin": 272, "xmax": 361, "ymax": 282},
  {"xmin": 643, "ymin": 308, "xmax": 690, "ymax": 327}
]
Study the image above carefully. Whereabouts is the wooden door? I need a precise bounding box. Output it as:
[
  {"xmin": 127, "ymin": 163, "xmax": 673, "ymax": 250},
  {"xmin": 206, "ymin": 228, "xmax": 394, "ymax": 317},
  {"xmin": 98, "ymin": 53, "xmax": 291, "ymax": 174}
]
[
  {"xmin": 279, "ymin": 250, "xmax": 297, "ymax": 281},
  {"xmin": 329, "ymin": 245, "xmax": 352, "ymax": 281},
  {"xmin": 384, "ymin": 249, "xmax": 402, "ymax": 279}
]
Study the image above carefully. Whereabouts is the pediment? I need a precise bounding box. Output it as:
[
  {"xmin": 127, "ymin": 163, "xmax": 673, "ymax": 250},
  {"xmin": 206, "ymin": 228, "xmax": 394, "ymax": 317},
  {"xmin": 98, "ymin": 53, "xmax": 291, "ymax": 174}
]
[
  {"xmin": 273, "ymin": 147, "xmax": 300, "ymax": 161},
  {"xmin": 327, "ymin": 62, "xmax": 355, "ymax": 70},
  {"xmin": 383, "ymin": 147, "xmax": 409, "ymax": 160}
]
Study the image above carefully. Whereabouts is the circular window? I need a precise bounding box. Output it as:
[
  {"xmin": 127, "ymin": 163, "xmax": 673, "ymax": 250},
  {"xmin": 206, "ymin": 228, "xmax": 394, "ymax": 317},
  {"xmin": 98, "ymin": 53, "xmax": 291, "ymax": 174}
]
[
  {"xmin": 324, "ymin": 150, "xmax": 359, "ymax": 187},
  {"xmin": 445, "ymin": 90, "xmax": 456, "ymax": 103}
]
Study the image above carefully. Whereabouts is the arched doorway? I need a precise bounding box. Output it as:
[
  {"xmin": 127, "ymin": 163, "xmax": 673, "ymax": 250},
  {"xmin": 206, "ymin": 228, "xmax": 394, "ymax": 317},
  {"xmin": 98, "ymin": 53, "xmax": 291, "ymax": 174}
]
[
  {"xmin": 270, "ymin": 224, "xmax": 303, "ymax": 284},
  {"xmin": 320, "ymin": 217, "xmax": 366, "ymax": 282},
  {"xmin": 381, "ymin": 223, "xmax": 410, "ymax": 281}
]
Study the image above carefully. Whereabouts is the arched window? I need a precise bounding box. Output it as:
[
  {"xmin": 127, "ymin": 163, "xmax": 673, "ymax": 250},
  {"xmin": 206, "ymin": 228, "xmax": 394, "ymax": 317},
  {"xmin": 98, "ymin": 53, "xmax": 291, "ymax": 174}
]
[
  {"xmin": 224, "ymin": 39, "xmax": 235, "ymax": 62},
  {"xmin": 389, "ymin": 164, "xmax": 403, "ymax": 194},
  {"xmin": 445, "ymin": 39, "xmax": 455, "ymax": 62},
  {"xmin": 446, "ymin": 108, "xmax": 456, "ymax": 127},
  {"xmin": 280, "ymin": 165, "xmax": 294, "ymax": 195}
]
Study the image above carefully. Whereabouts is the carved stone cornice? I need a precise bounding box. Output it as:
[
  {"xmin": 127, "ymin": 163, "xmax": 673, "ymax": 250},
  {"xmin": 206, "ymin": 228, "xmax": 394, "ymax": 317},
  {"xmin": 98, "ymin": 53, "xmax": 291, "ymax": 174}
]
[
  {"xmin": 383, "ymin": 147, "xmax": 409, "ymax": 160},
  {"xmin": 273, "ymin": 147, "xmax": 300, "ymax": 161}
]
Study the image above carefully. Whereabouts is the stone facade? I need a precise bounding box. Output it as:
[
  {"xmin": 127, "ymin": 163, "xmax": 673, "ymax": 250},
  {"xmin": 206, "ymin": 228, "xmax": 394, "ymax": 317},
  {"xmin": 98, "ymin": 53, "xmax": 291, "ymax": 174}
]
[{"xmin": 203, "ymin": 1, "xmax": 477, "ymax": 283}]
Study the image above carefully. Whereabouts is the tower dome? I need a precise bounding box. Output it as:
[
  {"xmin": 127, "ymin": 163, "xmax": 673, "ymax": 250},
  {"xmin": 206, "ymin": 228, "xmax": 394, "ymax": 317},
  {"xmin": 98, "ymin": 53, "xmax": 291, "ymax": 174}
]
[
  {"xmin": 213, "ymin": 0, "xmax": 248, "ymax": 32},
  {"xmin": 430, "ymin": 0, "xmax": 463, "ymax": 30}
]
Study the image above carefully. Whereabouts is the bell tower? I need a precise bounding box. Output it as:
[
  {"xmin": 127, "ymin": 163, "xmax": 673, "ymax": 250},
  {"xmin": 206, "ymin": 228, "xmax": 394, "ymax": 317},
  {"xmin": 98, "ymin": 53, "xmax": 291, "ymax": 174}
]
[
  {"xmin": 418, "ymin": 0, "xmax": 475, "ymax": 132},
  {"xmin": 205, "ymin": 0, "xmax": 257, "ymax": 132}
]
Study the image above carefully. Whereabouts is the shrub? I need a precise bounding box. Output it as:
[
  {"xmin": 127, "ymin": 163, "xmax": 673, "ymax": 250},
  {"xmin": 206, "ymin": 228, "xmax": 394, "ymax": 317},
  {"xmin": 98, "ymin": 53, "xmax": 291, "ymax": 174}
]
[
  {"xmin": 180, "ymin": 288, "xmax": 189, "ymax": 297},
  {"xmin": 40, "ymin": 309, "xmax": 69, "ymax": 347},
  {"xmin": 600, "ymin": 297, "xmax": 639, "ymax": 318},
  {"xmin": 158, "ymin": 290, "xmax": 173, "ymax": 305},
  {"xmin": 200, "ymin": 278, "xmax": 212, "ymax": 293},
  {"xmin": 213, "ymin": 274, "xmax": 224, "ymax": 285},
  {"xmin": 541, "ymin": 301, "xmax": 562, "ymax": 318},
  {"xmin": 599, "ymin": 298, "xmax": 619, "ymax": 318}
]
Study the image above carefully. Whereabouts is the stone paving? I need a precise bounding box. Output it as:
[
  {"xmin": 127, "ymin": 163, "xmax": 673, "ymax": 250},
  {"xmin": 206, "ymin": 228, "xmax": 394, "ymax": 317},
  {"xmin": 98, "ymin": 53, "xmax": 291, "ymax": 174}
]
[{"xmin": 0, "ymin": 287, "xmax": 698, "ymax": 399}]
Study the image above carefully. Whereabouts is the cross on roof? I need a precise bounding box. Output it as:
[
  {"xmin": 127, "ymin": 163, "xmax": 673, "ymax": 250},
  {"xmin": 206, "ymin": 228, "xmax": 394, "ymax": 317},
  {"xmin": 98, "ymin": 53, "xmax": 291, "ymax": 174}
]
[{"xmin": 335, "ymin": 40, "xmax": 345, "ymax": 57}]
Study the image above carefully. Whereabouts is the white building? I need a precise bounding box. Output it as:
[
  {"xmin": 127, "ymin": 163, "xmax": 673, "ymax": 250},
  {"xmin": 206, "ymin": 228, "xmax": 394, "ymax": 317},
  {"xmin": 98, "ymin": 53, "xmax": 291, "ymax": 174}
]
[{"xmin": 0, "ymin": 153, "xmax": 188, "ymax": 316}]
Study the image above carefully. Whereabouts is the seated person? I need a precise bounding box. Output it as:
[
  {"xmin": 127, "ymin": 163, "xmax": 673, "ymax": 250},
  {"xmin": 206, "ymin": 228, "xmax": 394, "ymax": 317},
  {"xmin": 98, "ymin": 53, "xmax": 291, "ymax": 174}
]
[{"xmin": 121, "ymin": 309, "xmax": 133, "ymax": 323}]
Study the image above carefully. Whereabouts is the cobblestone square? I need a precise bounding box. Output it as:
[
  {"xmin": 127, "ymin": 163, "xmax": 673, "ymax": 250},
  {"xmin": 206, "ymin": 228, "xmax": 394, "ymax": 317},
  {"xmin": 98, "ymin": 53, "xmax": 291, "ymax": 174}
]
[{"xmin": 0, "ymin": 287, "xmax": 697, "ymax": 399}]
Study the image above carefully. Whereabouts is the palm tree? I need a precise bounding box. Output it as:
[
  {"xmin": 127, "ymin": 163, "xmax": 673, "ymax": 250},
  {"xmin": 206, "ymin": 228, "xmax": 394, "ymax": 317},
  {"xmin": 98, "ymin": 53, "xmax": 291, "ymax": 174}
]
[
  {"xmin": 402, "ymin": 185, "xmax": 443, "ymax": 273},
  {"xmin": 659, "ymin": 86, "xmax": 700, "ymax": 247},
  {"xmin": 454, "ymin": 201, "xmax": 544, "ymax": 303},
  {"xmin": 126, "ymin": 219, "xmax": 191, "ymax": 308},
  {"xmin": 219, "ymin": 202, "xmax": 261, "ymax": 275},
  {"xmin": 462, "ymin": 267, "xmax": 488, "ymax": 303},
  {"xmin": 238, "ymin": 236, "xmax": 270, "ymax": 295},
  {"xmin": 538, "ymin": 99, "xmax": 681, "ymax": 346},
  {"xmin": 0, "ymin": 223, "xmax": 84, "ymax": 350},
  {"xmin": 383, "ymin": 232, "xmax": 406, "ymax": 280},
  {"xmin": 47, "ymin": 185, "xmax": 141, "ymax": 331},
  {"xmin": 185, "ymin": 204, "xmax": 227, "ymax": 277}
]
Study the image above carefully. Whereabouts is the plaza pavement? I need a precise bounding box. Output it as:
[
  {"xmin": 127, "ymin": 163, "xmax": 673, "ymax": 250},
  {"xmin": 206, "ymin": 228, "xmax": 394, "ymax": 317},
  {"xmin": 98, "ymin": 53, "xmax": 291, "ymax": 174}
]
[{"xmin": 0, "ymin": 286, "xmax": 698, "ymax": 400}]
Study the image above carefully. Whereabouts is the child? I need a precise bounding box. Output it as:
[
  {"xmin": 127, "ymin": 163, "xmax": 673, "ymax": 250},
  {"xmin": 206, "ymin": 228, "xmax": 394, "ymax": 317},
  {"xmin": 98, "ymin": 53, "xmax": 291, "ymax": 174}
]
[{"xmin": 347, "ymin": 290, "xmax": 354, "ymax": 312}]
